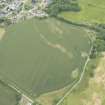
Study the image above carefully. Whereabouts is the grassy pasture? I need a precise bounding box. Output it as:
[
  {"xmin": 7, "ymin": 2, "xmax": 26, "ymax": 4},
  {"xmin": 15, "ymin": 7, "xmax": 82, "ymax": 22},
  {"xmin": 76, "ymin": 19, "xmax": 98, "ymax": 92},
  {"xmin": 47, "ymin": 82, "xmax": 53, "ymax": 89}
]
[
  {"xmin": 59, "ymin": 0, "xmax": 105, "ymax": 24},
  {"xmin": 0, "ymin": 81, "xmax": 18, "ymax": 105},
  {"xmin": 61, "ymin": 55, "xmax": 105, "ymax": 105},
  {"xmin": 0, "ymin": 18, "xmax": 91, "ymax": 97}
]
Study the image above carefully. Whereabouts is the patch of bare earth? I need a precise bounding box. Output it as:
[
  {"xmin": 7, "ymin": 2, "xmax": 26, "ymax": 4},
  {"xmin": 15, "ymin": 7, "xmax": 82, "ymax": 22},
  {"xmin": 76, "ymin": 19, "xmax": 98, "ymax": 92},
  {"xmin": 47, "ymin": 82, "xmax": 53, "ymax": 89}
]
[
  {"xmin": 83, "ymin": 92, "xmax": 102, "ymax": 105},
  {"xmin": 19, "ymin": 94, "xmax": 33, "ymax": 105}
]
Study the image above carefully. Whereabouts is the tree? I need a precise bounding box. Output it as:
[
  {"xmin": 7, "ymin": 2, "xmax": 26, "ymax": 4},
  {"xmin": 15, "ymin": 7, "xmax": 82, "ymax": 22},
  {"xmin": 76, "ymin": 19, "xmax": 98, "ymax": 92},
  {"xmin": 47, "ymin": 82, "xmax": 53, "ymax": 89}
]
[{"xmin": 45, "ymin": 0, "xmax": 81, "ymax": 16}]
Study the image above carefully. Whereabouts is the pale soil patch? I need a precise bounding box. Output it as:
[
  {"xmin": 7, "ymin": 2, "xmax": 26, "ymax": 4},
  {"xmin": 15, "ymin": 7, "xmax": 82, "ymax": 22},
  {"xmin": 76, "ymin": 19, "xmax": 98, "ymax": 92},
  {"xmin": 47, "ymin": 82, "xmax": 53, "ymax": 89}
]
[
  {"xmin": 83, "ymin": 54, "xmax": 105, "ymax": 105},
  {"xmin": 71, "ymin": 68, "xmax": 79, "ymax": 79},
  {"xmin": 0, "ymin": 28, "xmax": 5, "ymax": 40},
  {"xmin": 81, "ymin": 52, "xmax": 88, "ymax": 58},
  {"xmin": 48, "ymin": 43, "xmax": 73, "ymax": 59},
  {"xmin": 19, "ymin": 94, "xmax": 33, "ymax": 105},
  {"xmin": 92, "ymin": 93, "xmax": 102, "ymax": 105},
  {"xmin": 94, "ymin": 56, "xmax": 105, "ymax": 88},
  {"xmin": 83, "ymin": 93, "xmax": 102, "ymax": 105}
]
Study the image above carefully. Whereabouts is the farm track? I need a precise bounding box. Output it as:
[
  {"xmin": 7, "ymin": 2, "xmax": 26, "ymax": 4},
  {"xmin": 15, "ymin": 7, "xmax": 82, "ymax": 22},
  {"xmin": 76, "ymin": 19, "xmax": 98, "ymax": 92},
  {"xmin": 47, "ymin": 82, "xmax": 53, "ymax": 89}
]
[
  {"xmin": 56, "ymin": 42, "xmax": 93, "ymax": 105},
  {"xmin": 0, "ymin": 75, "xmax": 33, "ymax": 104},
  {"xmin": 38, "ymin": 80, "xmax": 77, "ymax": 97}
]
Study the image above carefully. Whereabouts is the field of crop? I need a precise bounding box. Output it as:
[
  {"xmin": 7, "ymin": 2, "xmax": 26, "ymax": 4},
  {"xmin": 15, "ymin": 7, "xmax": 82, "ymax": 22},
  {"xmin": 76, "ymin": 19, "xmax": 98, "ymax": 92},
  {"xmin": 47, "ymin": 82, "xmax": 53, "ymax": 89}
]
[
  {"xmin": 0, "ymin": 18, "xmax": 91, "ymax": 98},
  {"xmin": 59, "ymin": 0, "xmax": 105, "ymax": 24},
  {"xmin": 0, "ymin": 81, "xmax": 18, "ymax": 105},
  {"xmin": 0, "ymin": 28, "xmax": 5, "ymax": 40}
]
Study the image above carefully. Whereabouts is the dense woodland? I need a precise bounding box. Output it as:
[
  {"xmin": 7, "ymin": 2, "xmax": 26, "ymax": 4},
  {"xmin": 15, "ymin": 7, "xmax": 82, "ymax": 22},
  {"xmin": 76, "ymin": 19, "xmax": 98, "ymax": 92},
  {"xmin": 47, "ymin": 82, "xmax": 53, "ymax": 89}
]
[
  {"xmin": 90, "ymin": 25, "xmax": 105, "ymax": 58},
  {"xmin": 46, "ymin": 0, "xmax": 81, "ymax": 16},
  {"xmin": 94, "ymin": 27, "xmax": 105, "ymax": 52}
]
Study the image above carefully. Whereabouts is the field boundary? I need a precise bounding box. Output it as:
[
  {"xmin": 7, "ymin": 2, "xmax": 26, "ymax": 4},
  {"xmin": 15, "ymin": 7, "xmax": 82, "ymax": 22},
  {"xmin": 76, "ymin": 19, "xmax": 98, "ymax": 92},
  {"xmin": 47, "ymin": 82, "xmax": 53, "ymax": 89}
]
[
  {"xmin": 56, "ymin": 44, "xmax": 93, "ymax": 105},
  {"xmin": 38, "ymin": 80, "xmax": 77, "ymax": 97},
  {"xmin": 0, "ymin": 18, "xmax": 94, "ymax": 105},
  {"xmin": 0, "ymin": 75, "xmax": 34, "ymax": 104},
  {"xmin": 56, "ymin": 17, "xmax": 101, "ymax": 32}
]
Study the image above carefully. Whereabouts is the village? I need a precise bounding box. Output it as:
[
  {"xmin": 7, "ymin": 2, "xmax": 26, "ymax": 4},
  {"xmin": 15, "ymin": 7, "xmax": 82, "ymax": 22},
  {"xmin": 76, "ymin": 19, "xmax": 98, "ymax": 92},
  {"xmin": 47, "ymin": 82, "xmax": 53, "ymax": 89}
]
[{"xmin": 0, "ymin": 0, "xmax": 49, "ymax": 23}]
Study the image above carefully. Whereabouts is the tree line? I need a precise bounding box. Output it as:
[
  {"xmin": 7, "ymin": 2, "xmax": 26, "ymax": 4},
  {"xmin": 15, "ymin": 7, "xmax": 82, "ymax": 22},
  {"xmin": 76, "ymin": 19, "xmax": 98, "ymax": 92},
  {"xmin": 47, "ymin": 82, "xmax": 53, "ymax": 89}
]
[{"xmin": 45, "ymin": 0, "xmax": 81, "ymax": 16}]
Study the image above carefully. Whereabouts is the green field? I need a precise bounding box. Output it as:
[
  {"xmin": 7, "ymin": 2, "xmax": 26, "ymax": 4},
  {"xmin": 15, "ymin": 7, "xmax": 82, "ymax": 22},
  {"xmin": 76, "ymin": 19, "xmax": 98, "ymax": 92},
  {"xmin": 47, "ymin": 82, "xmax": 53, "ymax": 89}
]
[
  {"xmin": 59, "ymin": 0, "xmax": 105, "ymax": 24},
  {"xmin": 0, "ymin": 81, "xmax": 18, "ymax": 105},
  {"xmin": 0, "ymin": 18, "xmax": 91, "ymax": 97}
]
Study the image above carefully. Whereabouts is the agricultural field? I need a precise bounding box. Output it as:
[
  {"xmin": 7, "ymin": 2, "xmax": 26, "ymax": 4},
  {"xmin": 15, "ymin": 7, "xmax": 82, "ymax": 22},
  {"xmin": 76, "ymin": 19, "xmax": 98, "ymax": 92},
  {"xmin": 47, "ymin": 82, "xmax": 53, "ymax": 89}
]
[
  {"xmin": 61, "ymin": 54, "xmax": 105, "ymax": 105},
  {"xmin": 59, "ymin": 0, "xmax": 105, "ymax": 24},
  {"xmin": 0, "ymin": 17, "xmax": 91, "ymax": 101},
  {"xmin": 0, "ymin": 81, "xmax": 18, "ymax": 105},
  {"xmin": 0, "ymin": 28, "xmax": 5, "ymax": 40},
  {"xmin": 36, "ymin": 80, "xmax": 76, "ymax": 105}
]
